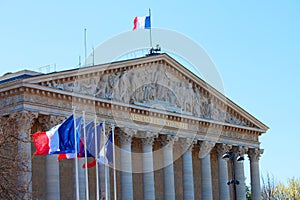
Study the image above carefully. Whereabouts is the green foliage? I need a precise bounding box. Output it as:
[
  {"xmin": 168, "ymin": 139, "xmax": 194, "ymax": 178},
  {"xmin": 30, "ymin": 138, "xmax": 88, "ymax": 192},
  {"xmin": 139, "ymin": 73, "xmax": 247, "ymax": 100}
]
[{"xmin": 246, "ymin": 185, "xmax": 252, "ymax": 200}]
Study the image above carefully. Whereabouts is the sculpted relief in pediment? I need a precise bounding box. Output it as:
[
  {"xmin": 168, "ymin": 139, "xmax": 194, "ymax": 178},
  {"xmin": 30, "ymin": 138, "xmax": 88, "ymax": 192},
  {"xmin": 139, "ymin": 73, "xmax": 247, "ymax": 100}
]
[{"xmin": 45, "ymin": 63, "xmax": 250, "ymax": 127}]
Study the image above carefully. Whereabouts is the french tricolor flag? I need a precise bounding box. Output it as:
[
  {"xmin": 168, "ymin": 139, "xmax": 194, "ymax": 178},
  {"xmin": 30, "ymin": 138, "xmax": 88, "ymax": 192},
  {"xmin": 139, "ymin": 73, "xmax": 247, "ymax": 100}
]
[
  {"xmin": 133, "ymin": 16, "xmax": 151, "ymax": 30},
  {"xmin": 31, "ymin": 115, "xmax": 82, "ymax": 155}
]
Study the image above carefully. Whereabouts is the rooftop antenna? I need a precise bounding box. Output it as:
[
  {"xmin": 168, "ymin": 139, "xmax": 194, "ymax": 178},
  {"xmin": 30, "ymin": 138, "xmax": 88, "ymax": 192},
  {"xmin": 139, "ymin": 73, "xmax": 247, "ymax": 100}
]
[
  {"xmin": 84, "ymin": 28, "xmax": 87, "ymax": 66},
  {"xmin": 78, "ymin": 56, "xmax": 81, "ymax": 68},
  {"xmin": 92, "ymin": 46, "xmax": 95, "ymax": 66}
]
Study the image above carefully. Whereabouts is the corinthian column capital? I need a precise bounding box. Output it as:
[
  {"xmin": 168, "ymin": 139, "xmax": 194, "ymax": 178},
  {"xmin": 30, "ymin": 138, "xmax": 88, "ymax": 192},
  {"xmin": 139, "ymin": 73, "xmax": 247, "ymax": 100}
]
[
  {"xmin": 11, "ymin": 111, "xmax": 38, "ymax": 133},
  {"xmin": 215, "ymin": 143, "xmax": 232, "ymax": 158},
  {"xmin": 248, "ymin": 148, "xmax": 264, "ymax": 162},
  {"xmin": 39, "ymin": 115, "xmax": 66, "ymax": 130},
  {"xmin": 136, "ymin": 131, "xmax": 158, "ymax": 146},
  {"xmin": 159, "ymin": 134, "xmax": 178, "ymax": 147},
  {"xmin": 233, "ymin": 146, "xmax": 248, "ymax": 157},
  {"xmin": 117, "ymin": 128, "xmax": 137, "ymax": 145},
  {"xmin": 179, "ymin": 138, "xmax": 196, "ymax": 152},
  {"xmin": 141, "ymin": 136, "xmax": 157, "ymax": 146},
  {"xmin": 199, "ymin": 141, "xmax": 215, "ymax": 158}
]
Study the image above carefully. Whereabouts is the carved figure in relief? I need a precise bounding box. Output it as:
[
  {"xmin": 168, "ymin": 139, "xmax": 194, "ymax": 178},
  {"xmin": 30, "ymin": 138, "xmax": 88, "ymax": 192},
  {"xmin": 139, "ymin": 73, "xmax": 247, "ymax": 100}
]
[
  {"xmin": 79, "ymin": 78, "xmax": 98, "ymax": 95},
  {"xmin": 118, "ymin": 70, "xmax": 130, "ymax": 102},
  {"xmin": 182, "ymin": 83, "xmax": 194, "ymax": 113},
  {"xmin": 201, "ymin": 98, "xmax": 211, "ymax": 119},
  {"xmin": 106, "ymin": 74, "xmax": 118, "ymax": 99},
  {"xmin": 95, "ymin": 74, "xmax": 108, "ymax": 98},
  {"xmin": 143, "ymin": 84, "xmax": 155, "ymax": 101},
  {"xmin": 193, "ymin": 87, "xmax": 203, "ymax": 117},
  {"xmin": 111, "ymin": 72, "xmax": 121, "ymax": 100},
  {"xmin": 144, "ymin": 64, "xmax": 154, "ymax": 84},
  {"xmin": 128, "ymin": 71, "xmax": 139, "ymax": 103},
  {"xmin": 210, "ymin": 102, "xmax": 221, "ymax": 121},
  {"xmin": 225, "ymin": 113, "xmax": 243, "ymax": 125},
  {"xmin": 167, "ymin": 77, "xmax": 182, "ymax": 108},
  {"xmin": 152, "ymin": 65, "xmax": 169, "ymax": 99},
  {"xmin": 151, "ymin": 65, "xmax": 162, "ymax": 83},
  {"xmin": 52, "ymin": 80, "xmax": 64, "ymax": 90},
  {"xmin": 46, "ymin": 81, "xmax": 52, "ymax": 87},
  {"xmin": 166, "ymin": 80, "xmax": 177, "ymax": 106},
  {"xmin": 72, "ymin": 81, "xmax": 81, "ymax": 93},
  {"xmin": 63, "ymin": 82, "xmax": 74, "ymax": 92}
]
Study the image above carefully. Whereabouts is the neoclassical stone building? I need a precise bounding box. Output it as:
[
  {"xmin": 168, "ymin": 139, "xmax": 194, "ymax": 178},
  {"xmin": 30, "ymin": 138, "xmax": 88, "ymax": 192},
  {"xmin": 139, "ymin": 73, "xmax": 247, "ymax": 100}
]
[{"xmin": 0, "ymin": 54, "xmax": 268, "ymax": 200}]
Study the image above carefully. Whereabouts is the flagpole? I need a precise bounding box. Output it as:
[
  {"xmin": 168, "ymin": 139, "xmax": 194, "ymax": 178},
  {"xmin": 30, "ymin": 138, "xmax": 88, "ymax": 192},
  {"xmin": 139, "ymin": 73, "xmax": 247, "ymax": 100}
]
[
  {"xmin": 83, "ymin": 111, "xmax": 90, "ymax": 200},
  {"xmin": 103, "ymin": 122, "xmax": 108, "ymax": 200},
  {"xmin": 94, "ymin": 116, "xmax": 100, "ymax": 200},
  {"xmin": 149, "ymin": 8, "xmax": 153, "ymax": 48},
  {"xmin": 112, "ymin": 125, "xmax": 117, "ymax": 200},
  {"xmin": 84, "ymin": 28, "xmax": 87, "ymax": 66},
  {"xmin": 73, "ymin": 109, "xmax": 80, "ymax": 200}
]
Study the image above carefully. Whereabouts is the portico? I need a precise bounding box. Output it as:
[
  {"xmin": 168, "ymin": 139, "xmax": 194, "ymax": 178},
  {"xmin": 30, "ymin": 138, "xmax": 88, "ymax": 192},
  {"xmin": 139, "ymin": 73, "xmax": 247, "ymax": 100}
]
[{"xmin": 0, "ymin": 54, "xmax": 268, "ymax": 199}]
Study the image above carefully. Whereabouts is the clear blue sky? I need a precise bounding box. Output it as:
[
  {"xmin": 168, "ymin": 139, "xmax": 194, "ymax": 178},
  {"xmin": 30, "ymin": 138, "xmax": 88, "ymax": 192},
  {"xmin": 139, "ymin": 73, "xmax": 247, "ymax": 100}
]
[{"xmin": 1, "ymin": 1, "xmax": 300, "ymax": 185}]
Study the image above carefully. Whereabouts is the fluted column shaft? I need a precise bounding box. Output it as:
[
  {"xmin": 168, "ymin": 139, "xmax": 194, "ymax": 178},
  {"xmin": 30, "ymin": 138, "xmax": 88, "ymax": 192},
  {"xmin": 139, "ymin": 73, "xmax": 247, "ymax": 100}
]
[
  {"xmin": 180, "ymin": 138, "xmax": 195, "ymax": 200},
  {"xmin": 78, "ymin": 158, "xmax": 86, "ymax": 199},
  {"xmin": 14, "ymin": 112, "xmax": 37, "ymax": 199},
  {"xmin": 201, "ymin": 154, "xmax": 213, "ymax": 200},
  {"xmin": 199, "ymin": 141, "xmax": 214, "ymax": 200},
  {"xmin": 142, "ymin": 135, "xmax": 156, "ymax": 200},
  {"xmin": 248, "ymin": 149, "xmax": 263, "ymax": 200},
  {"xmin": 46, "ymin": 155, "xmax": 60, "ymax": 200},
  {"xmin": 234, "ymin": 147, "xmax": 247, "ymax": 200},
  {"xmin": 99, "ymin": 164, "xmax": 106, "ymax": 199},
  {"xmin": 216, "ymin": 144, "xmax": 230, "ymax": 200},
  {"xmin": 161, "ymin": 135, "xmax": 176, "ymax": 200},
  {"xmin": 118, "ymin": 129, "xmax": 135, "ymax": 200}
]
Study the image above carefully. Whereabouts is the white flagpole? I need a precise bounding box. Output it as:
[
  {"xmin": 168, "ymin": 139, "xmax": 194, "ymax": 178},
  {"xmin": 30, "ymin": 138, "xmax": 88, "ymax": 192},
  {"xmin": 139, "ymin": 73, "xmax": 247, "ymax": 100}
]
[
  {"xmin": 112, "ymin": 125, "xmax": 117, "ymax": 200},
  {"xmin": 94, "ymin": 116, "xmax": 100, "ymax": 200},
  {"xmin": 73, "ymin": 110, "xmax": 80, "ymax": 200},
  {"xmin": 103, "ymin": 122, "xmax": 108, "ymax": 200},
  {"xmin": 149, "ymin": 8, "xmax": 153, "ymax": 48},
  {"xmin": 83, "ymin": 111, "xmax": 89, "ymax": 200}
]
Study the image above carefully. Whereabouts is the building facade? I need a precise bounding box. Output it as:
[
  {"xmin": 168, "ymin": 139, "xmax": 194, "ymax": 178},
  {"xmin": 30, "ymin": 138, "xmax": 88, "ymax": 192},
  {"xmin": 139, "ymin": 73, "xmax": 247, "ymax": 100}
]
[{"xmin": 0, "ymin": 54, "xmax": 268, "ymax": 199}]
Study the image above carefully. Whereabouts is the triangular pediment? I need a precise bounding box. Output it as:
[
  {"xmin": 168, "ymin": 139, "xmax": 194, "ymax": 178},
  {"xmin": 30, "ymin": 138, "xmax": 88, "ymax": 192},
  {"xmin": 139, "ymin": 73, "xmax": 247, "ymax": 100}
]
[{"xmin": 24, "ymin": 54, "xmax": 268, "ymax": 132}]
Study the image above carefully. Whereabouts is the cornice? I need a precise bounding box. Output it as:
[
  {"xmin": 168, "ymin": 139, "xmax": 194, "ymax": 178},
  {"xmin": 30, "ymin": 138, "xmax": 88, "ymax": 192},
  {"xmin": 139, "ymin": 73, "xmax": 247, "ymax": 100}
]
[
  {"xmin": 0, "ymin": 82, "xmax": 265, "ymax": 136},
  {"xmin": 0, "ymin": 54, "xmax": 268, "ymax": 133}
]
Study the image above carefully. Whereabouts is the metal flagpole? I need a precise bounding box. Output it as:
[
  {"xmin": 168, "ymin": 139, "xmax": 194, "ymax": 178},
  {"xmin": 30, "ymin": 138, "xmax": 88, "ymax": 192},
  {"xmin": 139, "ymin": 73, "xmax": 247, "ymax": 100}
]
[
  {"xmin": 73, "ymin": 109, "xmax": 80, "ymax": 200},
  {"xmin": 94, "ymin": 116, "xmax": 100, "ymax": 200},
  {"xmin": 149, "ymin": 8, "xmax": 153, "ymax": 48},
  {"xmin": 83, "ymin": 111, "xmax": 89, "ymax": 200},
  {"xmin": 92, "ymin": 46, "xmax": 95, "ymax": 66},
  {"xmin": 103, "ymin": 122, "xmax": 108, "ymax": 200},
  {"xmin": 112, "ymin": 125, "xmax": 117, "ymax": 200},
  {"xmin": 84, "ymin": 28, "xmax": 87, "ymax": 66}
]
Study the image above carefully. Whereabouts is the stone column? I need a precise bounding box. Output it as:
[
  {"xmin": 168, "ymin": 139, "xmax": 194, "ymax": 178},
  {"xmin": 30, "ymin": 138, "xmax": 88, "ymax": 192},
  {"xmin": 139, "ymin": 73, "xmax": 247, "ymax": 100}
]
[
  {"xmin": 179, "ymin": 138, "xmax": 196, "ymax": 200},
  {"xmin": 42, "ymin": 115, "xmax": 65, "ymax": 200},
  {"xmin": 160, "ymin": 134, "xmax": 177, "ymax": 200},
  {"xmin": 234, "ymin": 146, "xmax": 248, "ymax": 200},
  {"xmin": 117, "ymin": 128, "xmax": 136, "ymax": 200},
  {"xmin": 99, "ymin": 124, "xmax": 112, "ymax": 200},
  {"xmin": 199, "ymin": 141, "xmax": 214, "ymax": 200},
  {"xmin": 14, "ymin": 111, "xmax": 38, "ymax": 199},
  {"xmin": 215, "ymin": 144, "xmax": 231, "ymax": 200},
  {"xmin": 141, "ymin": 133, "xmax": 156, "ymax": 200},
  {"xmin": 78, "ymin": 158, "xmax": 87, "ymax": 199},
  {"xmin": 99, "ymin": 164, "xmax": 106, "ymax": 199},
  {"xmin": 46, "ymin": 156, "xmax": 60, "ymax": 200},
  {"xmin": 248, "ymin": 148, "xmax": 264, "ymax": 200}
]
